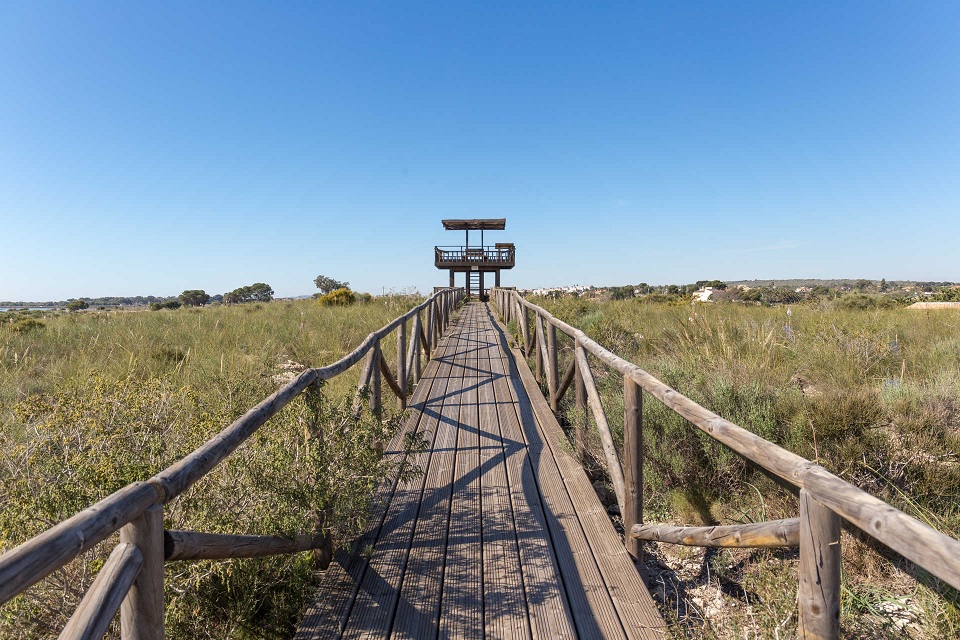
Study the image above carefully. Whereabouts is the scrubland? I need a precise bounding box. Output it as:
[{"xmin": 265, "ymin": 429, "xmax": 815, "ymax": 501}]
[
  {"xmin": 525, "ymin": 295, "xmax": 960, "ymax": 638},
  {"xmin": 0, "ymin": 298, "xmax": 420, "ymax": 639}
]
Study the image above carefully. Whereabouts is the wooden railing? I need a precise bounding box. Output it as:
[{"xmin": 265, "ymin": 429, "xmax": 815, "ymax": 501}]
[
  {"xmin": 492, "ymin": 287, "xmax": 960, "ymax": 640},
  {"xmin": 434, "ymin": 245, "xmax": 516, "ymax": 266},
  {"xmin": 0, "ymin": 287, "xmax": 464, "ymax": 640}
]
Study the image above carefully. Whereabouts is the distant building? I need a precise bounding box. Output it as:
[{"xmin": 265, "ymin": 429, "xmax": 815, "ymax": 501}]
[{"xmin": 692, "ymin": 287, "xmax": 714, "ymax": 302}]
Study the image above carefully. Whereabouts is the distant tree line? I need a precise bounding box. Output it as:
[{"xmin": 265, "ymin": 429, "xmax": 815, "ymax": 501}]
[{"xmin": 539, "ymin": 278, "xmax": 958, "ymax": 308}]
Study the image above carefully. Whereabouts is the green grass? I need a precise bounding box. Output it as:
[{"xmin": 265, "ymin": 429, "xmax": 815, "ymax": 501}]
[
  {"xmin": 0, "ymin": 297, "xmax": 425, "ymax": 639},
  {"xmin": 526, "ymin": 295, "xmax": 960, "ymax": 638}
]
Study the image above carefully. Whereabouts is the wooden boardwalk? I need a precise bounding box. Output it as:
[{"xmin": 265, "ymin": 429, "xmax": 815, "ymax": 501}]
[{"xmin": 296, "ymin": 302, "xmax": 665, "ymax": 639}]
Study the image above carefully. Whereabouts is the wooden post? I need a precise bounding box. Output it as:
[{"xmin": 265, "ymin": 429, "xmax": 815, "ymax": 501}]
[
  {"xmin": 120, "ymin": 504, "xmax": 164, "ymax": 640},
  {"xmin": 397, "ymin": 320, "xmax": 407, "ymax": 410},
  {"xmin": 371, "ymin": 339, "xmax": 382, "ymax": 419},
  {"xmin": 495, "ymin": 270, "xmax": 500, "ymax": 287},
  {"xmin": 574, "ymin": 343, "xmax": 588, "ymax": 451},
  {"xmin": 521, "ymin": 304, "xmax": 530, "ymax": 353},
  {"xmin": 547, "ymin": 322, "xmax": 558, "ymax": 411},
  {"xmin": 449, "ymin": 270, "xmax": 454, "ymax": 288},
  {"xmin": 534, "ymin": 314, "xmax": 544, "ymax": 382},
  {"xmin": 623, "ymin": 376, "xmax": 643, "ymax": 560},
  {"xmin": 798, "ymin": 489, "xmax": 841, "ymax": 640},
  {"xmin": 432, "ymin": 300, "xmax": 440, "ymax": 349},
  {"xmin": 413, "ymin": 312, "xmax": 422, "ymax": 381},
  {"xmin": 479, "ymin": 271, "xmax": 485, "ymax": 301}
]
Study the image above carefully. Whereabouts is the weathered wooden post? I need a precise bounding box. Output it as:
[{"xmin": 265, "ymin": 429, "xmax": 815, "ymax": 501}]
[
  {"xmin": 623, "ymin": 376, "xmax": 643, "ymax": 560},
  {"xmin": 397, "ymin": 319, "xmax": 407, "ymax": 410},
  {"xmin": 521, "ymin": 304, "xmax": 530, "ymax": 353},
  {"xmin": 413, "ymin": 312, "xmax": 423, "ymax": 379},
  {"xmin": 547, "ymin": 322, "xmax": 559, "ymax": 411},
  {"xmin": 432, "ymin": 300, "xmax": 440, "ymax": 350},
  {"xmin": 798, "ymin": 489, "xmax": 841, "ymax": 639},
  {"xmin": 120, "ymin": 504, "xmax": 164, "ymax": 640},
  {"xmin": 574, "ymin": 342, "xmax": 588, "ymax": 451},
  {"xmin": 371, "ymin": 339, "xmax": 382, "ymax": 419},
  {"xmin": 534, "ymin": 314, "xmax": 544, "ymax": 383}
]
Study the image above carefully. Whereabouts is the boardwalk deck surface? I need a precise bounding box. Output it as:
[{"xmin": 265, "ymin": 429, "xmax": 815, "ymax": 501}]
[{"xmin": 296, "ymin": 303, "xmax": 665, "ymax": 639}]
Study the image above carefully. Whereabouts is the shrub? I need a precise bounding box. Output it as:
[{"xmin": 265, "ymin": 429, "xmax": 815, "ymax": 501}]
[
  {"xmin": 0, "ymin": 375, "xmax": 416, "ymax": 638},
  {"xmin": 149, "ymin": 299, "xmax": 182, "ymax": 311},
  {"xmin": 316, "ymin": 287, "xmax": 357, "ymax": 306},
  {"xmin": 10, "ymin": 318, "xmax": 45, "ymax": 333}
]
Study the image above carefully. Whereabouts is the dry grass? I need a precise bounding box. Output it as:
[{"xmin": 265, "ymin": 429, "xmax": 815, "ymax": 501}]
[{"xmin": 528, "ymin": 295, "xmax": 960, "ymax": 638}]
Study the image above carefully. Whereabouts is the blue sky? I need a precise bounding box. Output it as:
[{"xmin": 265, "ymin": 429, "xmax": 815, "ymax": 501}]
[{"xmin": 2, "ymin": 2, "xmax": 958, "ymax": 299}]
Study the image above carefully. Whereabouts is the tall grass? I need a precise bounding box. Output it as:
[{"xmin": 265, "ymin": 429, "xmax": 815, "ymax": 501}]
[
  {"xmin": 0, "ymin": 298, "xmax": 423, "ymax": 639},
  {"xmin": 530, "ymin": 295, "xmax": 960, "ymax": 637}
]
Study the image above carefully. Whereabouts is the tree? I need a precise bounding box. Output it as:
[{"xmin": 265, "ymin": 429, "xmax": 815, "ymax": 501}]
[
  {"xmin": 248, "ymin": 283, "xmax": 274, "ymax": 302},
  {"xmin": 315, "ymin": 275, "xmax": 349, "ymax": 295},
  {"xmin": 65, "ymin": 300, "xmax": 88, "ymax": 312},
  {"xmin": 179, "ymin": 290, "xmax": 210, "ymax": 307},
  {"xmin": 879, "ymin": 278, "xmax": 888, "ymax": 292},
  {"xmin": 223, "ymin": 283, "xmax": 274, "ymax": 304},
  {"xmin": 608, "ymin": 286, "xmax": 635, "ymax": 300}
]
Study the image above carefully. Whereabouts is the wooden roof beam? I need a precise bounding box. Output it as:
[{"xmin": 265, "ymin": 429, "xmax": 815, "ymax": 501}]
[{"xmin": 441, "ymin": 218, "xmax": 506, "ymax": 231}]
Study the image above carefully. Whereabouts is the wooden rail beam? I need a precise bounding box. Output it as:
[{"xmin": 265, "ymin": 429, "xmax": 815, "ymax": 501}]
[
  {"xmin": 632, "ymin": 519, "xmax": 799, "ymax": 548},
  {"xmin": 164, "ymin": 530, "xmax": 331, "ymax": 563},
  {"xmin": 380, "ymin": 356, "xmax": 404, "ymax": 404},
  {"xmin": 574, "ymin": 343, "xmax": 626, "ymax": 512},
  {"xmin": 0, "ymin": 481, "xmax": 159, "ymax": 606},
  {"xmin": 60, "ymin": 543, "xmax": 143, "ymax": 640},
  {"xmin": 554, "ymin": 354, "xmax": 577, "ymax": 405}
]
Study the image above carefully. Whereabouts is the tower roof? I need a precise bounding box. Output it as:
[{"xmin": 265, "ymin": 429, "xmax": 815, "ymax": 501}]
[{"xmin": 441, "ymin": 218, "xmax": 506, "ymax": 231}]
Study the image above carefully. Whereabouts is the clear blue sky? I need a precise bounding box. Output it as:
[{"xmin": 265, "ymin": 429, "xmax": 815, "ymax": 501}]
[{"xmin": 2, "ymin": 2, "xmax": 958, "ymax": 300}]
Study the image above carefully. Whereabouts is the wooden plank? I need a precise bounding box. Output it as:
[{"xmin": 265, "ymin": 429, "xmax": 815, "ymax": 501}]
[
  {"xmin": 491, "ymin": 328, "xmax": 619, "ymax": 638},
  {"xmin": 341, "ymin": 311, "xmax": 468, "ymax": 638},
  {"xmin": 476, "ymin": 312, "xmax": 531, "ymax": 640},
  {"xmin": 295, "ymin": 326, "xmax": 457, "ymax": 639},
  {"xmin": 798, "ymin": 489, "xmax": 840, "ymax": 639},
  {"xmin": 493, "ymin": 305, "xmax": 666, "ymax": 639},
  {"xmin": 60, "ymin": 543, "xmax": 142, "ymax": 640},
  {"xmin": 440, "ymin": 305, "xmax": 484, "ymax": 639},
  {"xmin": 387, "ymin": 308, "xmax": 472, "ymax": 640},
  {"xmin": 488, "ymin": 329, "xmax": 578, "ymax": 640}
]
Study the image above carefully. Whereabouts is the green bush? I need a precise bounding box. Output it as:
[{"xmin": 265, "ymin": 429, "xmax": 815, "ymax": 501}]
[
  {"xmin": 149, "ymin": 299, "xmax": 182, "ymax": 311},
  {"xmin": 10, "ymin": 318, "xmax": 45, "ymax": 333},
  {"xmin": 316, "ymin": 287, "xmax": 356, "ymax": 306}
]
